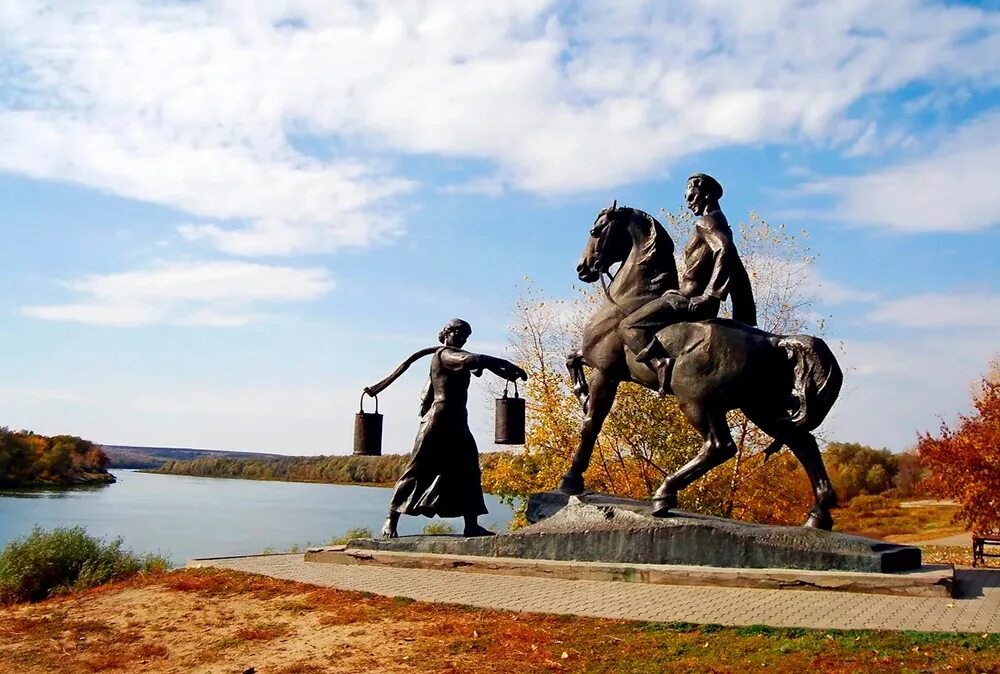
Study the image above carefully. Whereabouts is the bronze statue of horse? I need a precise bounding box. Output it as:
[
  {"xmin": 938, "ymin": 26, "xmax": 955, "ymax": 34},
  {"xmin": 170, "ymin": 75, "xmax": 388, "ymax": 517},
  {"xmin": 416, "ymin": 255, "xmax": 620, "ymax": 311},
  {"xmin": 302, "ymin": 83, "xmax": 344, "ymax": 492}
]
[{"xmin": 559, "ymin": 204, "xmax": 842, "ymax": 529}]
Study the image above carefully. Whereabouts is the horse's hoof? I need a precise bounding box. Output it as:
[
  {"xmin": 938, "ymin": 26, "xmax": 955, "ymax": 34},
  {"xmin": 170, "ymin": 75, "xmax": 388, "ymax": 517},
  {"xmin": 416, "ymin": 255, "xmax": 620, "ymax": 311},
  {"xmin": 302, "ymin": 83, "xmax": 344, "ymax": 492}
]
[
  {"xmin": 802, "ymin": 511, "xmax": 833, "ymax": 531},
  {"xmin": 650, "ymin": 494, "xmax": 677, "ymax": 517},
  {"xmin": 557, "ymin": 473, "xmax": 585, "ymax": 495}
]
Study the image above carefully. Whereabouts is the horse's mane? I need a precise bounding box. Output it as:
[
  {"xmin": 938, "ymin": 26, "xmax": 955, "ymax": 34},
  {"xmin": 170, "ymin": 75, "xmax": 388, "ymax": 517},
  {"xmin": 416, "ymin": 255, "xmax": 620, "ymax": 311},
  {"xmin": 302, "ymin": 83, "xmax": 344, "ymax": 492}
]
[{"xmin": 616, "ymin": 206, "xmax": 677, "ymax": 292}]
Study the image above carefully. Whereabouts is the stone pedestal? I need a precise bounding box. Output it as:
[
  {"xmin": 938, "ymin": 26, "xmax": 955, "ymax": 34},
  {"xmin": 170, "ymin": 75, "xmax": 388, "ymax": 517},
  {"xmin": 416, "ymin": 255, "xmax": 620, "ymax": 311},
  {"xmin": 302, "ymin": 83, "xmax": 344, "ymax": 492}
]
[{"xmin": 348, "ymin": 491, "xmax": 921, "ymax": 574}]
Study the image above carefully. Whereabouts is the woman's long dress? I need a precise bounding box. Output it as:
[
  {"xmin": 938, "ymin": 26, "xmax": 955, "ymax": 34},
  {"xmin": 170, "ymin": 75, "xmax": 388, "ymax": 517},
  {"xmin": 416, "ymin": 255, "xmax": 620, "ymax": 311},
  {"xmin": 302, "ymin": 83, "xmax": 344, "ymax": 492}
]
[{"xmin": 388, "ymin": 348, "xmax": 488, "ymax": 518}]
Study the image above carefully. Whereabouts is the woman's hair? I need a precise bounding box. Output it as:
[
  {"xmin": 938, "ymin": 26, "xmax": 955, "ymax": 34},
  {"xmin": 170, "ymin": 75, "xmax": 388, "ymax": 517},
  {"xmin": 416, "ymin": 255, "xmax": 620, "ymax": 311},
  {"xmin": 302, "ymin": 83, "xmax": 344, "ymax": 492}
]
[{"xmin": 438, "ymin": 318, "xmax": 472, "ymax": 344}]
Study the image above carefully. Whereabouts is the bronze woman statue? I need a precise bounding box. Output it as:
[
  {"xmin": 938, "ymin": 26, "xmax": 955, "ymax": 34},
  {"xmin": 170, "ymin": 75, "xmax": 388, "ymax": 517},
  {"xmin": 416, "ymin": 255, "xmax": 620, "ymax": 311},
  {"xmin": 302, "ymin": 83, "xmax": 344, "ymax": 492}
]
[{"xmin": 366, "ymin": 319, "xmax": 527, "ymax": 538}]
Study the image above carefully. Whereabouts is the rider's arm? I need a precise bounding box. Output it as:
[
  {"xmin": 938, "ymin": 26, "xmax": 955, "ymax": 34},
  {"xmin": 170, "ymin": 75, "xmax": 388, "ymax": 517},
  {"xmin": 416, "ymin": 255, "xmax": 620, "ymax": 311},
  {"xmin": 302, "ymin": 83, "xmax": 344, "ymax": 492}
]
[{"xmin": 696, "ymin": 214, "xmax": 735, "ymax": 300}]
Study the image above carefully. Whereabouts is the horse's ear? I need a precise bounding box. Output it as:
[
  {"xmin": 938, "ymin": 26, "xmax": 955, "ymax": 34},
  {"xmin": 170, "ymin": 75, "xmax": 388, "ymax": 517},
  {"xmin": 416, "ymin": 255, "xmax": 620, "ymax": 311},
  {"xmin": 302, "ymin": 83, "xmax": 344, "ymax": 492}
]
[{"xmin": 610, "ymin": 199, "xmax": 617, "ymax": 212}]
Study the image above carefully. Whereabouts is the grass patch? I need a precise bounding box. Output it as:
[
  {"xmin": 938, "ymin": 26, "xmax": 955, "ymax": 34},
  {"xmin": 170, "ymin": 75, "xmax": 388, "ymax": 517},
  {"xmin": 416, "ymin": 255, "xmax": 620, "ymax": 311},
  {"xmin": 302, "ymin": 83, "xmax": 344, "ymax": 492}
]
[
  {"xmin": 277, "ymin": 598, "xmax": 316, "ymax": 613},
  {"xmin": 422, "ymin": 522, "xmax": 457, "ymax": 535},
  {"xmin": 0, "ymin": 526, "xmax": 168, "ymax": 604},
  {"xmin": 326, "ymin": 527, "xmax": 374, "ymax": 545}
]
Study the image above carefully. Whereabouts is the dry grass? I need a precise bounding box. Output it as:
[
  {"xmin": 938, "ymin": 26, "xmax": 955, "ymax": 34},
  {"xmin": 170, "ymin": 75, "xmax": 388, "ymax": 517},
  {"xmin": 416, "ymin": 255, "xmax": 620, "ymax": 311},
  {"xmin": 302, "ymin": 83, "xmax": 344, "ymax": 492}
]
[
  {"xmin": 832, "ymin": 495, "xmax": 965, "ymax": 542},
  {"xmin": 0, "ymin": 567, "xmax": 997, "ymax": 673}
]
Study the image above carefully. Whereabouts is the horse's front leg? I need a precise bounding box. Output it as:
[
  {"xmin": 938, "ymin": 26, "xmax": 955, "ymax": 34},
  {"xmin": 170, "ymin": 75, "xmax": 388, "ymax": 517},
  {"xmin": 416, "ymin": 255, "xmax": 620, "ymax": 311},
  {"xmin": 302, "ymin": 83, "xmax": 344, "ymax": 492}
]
[
  {"xmin": 558, "ymin": 369, "xmax": 619, "ymax": 495},
  {"xmin": 565, "ymin": 350, "xmax": 589, "ymax": 413}
]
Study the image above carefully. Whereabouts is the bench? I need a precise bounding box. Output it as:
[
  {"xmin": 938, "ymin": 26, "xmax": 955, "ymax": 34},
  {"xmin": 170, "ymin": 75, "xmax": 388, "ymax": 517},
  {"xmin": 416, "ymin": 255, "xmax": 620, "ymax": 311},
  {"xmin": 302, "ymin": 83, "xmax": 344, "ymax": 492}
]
[{"xmin": 972, "ymin": 532, "xmax": 1000, "ymax": 568}]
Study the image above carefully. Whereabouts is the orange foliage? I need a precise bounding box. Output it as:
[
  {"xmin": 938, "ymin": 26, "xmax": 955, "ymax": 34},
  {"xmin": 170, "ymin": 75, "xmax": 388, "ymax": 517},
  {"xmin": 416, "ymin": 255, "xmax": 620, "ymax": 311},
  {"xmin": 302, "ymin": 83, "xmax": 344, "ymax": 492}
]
[{"xmin": 918, "ymin": 363, "xmax": 1000, "ymax": 533}]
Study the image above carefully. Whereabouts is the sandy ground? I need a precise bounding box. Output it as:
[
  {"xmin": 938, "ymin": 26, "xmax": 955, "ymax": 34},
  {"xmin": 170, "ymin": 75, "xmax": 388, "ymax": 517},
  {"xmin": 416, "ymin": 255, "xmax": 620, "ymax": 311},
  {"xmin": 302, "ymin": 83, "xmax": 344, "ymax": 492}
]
[{"xmin": 0, "ymin": 582, "xmax": 430, "ymax": 674}]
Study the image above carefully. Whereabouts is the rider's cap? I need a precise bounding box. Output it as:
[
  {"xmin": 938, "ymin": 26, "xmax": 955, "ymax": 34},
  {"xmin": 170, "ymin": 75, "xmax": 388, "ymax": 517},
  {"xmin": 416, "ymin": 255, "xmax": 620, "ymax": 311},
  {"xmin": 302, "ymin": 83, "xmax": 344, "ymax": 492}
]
[{"xmin": 687, "ymin": 173, "xmax": 723, "ymax": 200}]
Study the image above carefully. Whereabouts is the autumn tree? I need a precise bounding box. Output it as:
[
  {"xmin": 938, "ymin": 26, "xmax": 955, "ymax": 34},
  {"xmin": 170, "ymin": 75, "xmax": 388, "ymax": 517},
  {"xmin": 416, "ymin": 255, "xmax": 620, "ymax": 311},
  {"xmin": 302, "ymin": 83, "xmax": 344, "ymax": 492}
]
[
  {"xmin": 0, "ymin": 428, "xmax": 112, "ymax": 487},
  {"xmin": 892, "ymin": 449, "xmax": 927, "ymax": 498},
  {"xmin": 483, "ymin": 211, "xmax": 823, "ymax": 525},
  {"xmin": 823, "ymin": 442, "xmax": 899, "ymax": 502},
  {"xmin": 918, "ymin": 362, "xmax": 1000, "ymax": 533}
]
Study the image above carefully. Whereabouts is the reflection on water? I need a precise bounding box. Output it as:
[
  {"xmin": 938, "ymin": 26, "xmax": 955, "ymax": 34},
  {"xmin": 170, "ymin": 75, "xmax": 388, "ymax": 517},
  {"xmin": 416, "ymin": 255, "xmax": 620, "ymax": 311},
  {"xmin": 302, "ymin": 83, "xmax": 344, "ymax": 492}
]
[{"xmin": 0, "ymin": 469, "xmax": 515, "ymax": 565}]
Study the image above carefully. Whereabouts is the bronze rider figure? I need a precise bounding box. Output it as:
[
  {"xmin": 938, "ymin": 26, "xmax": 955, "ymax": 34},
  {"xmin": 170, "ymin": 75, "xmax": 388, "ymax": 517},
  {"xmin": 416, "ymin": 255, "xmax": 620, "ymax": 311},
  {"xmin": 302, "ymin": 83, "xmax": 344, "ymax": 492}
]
[{"xmin": 618, "ymin": 173, "xmax": 757, "ymax": 395}]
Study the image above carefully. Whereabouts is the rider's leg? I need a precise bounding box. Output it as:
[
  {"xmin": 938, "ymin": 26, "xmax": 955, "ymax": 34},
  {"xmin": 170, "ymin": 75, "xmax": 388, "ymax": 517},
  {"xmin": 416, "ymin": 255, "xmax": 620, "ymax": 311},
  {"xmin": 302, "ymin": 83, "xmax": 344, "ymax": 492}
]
[
  {"xmin": 619, "ymin": 298, "xmax": 681, "ymax": 395},
  {"xmin": 619, "ymin": 297, "xmax": 676, "ymax": 357}
]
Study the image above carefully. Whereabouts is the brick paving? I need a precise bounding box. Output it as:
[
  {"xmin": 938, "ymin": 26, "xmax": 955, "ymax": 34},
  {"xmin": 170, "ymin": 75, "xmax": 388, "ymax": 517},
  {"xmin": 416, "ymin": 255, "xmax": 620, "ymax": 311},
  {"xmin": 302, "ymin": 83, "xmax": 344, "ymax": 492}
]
[{"xmin": 194, "ymin": 554, "xmax": 1000, "ymax": 633}]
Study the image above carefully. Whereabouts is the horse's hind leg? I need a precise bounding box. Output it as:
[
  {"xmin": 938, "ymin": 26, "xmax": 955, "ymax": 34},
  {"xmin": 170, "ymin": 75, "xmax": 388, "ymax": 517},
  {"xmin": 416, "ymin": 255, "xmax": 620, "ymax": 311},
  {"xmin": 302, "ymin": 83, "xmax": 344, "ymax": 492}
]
[
  {"xmin": 557, "ymin": 368, "xmax": 619, "ymax": 495},
  {"xmin": 651, "ymin": 400, "xmax": 737, "ymax": 516},
  {"xmin": 784, "ymin": 432, "xmax": 838, "ymax": 530}
]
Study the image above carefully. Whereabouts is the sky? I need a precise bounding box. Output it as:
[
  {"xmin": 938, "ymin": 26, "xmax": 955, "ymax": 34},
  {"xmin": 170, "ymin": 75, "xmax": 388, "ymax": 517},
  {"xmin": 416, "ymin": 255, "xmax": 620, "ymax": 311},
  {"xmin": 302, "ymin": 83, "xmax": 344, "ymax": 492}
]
[{"xmin": 0, "ymin": 0, "xmax": 997, "ymax": 457}]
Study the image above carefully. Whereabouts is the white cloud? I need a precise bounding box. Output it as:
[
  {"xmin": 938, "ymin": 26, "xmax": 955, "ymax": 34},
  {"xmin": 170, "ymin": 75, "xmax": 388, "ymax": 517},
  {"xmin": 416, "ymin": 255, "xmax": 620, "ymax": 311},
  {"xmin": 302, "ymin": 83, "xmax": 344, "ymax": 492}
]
[
  {"xmin": 743, "ymin": 254, "xmax": 877, "ymax": 311},
  {"xmin": 824, "ymin": 331, "xmax": 996, "ymax": 450},
  {"xmin": 0, "ymin": 1, "xmax": 996, "ymax": 253},
  {"xmin": 813, "ymin": 277, "xmax": 879, "ymax": 306},
  {"xmin": 22, "ymin": 260, "xmax": 334, "ymax": 327},
  {"xmin": 802, "ymin": 112, "xmax": 1000, "ymax": 232},
  {"xmin": 819, "ymin": 290, "xmax": 999, "ymax": 448},
  {"xmin": 865, "ymin": 292, "xmax": 1000, "ymax": 329}
]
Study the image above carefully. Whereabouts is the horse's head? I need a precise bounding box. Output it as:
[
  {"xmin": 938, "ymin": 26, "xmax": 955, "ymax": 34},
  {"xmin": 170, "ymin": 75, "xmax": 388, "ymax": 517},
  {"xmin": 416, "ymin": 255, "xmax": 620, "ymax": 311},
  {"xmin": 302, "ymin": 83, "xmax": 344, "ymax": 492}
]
[{"xmin": 577, "ymin": 200, "xmax": 631, "ymax": 283}]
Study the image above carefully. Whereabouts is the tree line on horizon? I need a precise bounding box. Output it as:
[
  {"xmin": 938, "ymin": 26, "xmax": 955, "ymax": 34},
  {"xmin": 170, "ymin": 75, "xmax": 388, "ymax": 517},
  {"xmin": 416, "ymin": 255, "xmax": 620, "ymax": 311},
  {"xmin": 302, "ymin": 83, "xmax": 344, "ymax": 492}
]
[
  {"xmin": 0, "ymin": 428, "xmax": 113, "ymax": 488},
  {"xmin": 151, "ymin": 438, "xmax": 919, "ymax": 501},
  {"xmin": 153, "ymin": 452, "xmax": 498, "ymax": 487}
]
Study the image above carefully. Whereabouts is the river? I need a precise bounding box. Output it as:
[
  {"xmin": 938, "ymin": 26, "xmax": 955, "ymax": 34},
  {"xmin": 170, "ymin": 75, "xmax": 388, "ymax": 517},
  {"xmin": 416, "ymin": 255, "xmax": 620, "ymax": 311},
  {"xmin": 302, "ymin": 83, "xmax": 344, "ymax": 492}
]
[{"xmin": 0, "ymin": 470, "xmax": 516, "ymax": 565}]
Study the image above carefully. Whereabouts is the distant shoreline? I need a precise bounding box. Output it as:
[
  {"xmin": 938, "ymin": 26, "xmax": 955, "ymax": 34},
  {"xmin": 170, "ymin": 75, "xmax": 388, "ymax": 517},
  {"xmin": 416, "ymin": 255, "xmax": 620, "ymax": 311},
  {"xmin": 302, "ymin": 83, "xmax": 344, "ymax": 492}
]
[{"xmin": 139, "ymin": 468, "xmax": 394, "ymax": 489}]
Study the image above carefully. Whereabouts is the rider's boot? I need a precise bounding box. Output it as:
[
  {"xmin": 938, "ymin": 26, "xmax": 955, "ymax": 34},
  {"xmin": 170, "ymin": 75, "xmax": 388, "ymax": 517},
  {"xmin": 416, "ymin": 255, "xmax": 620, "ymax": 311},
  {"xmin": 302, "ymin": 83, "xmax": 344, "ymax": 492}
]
[
  {"xmin": 638, "ymin": 348, "xmax": 674, "ymax": 396},
  {"xmin": 648, "ymin": 356, "xmax": 674, "ymax": 397},
  {"xmin": 634, "ymin": 340, "xmax": 673, "ymax": 396}
]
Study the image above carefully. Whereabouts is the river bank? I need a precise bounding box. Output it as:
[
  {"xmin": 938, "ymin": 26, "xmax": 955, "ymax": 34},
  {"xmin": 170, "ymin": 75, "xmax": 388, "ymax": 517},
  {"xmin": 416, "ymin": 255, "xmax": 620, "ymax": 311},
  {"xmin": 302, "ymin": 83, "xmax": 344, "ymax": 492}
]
[{"xmin": 3, "ymin": 471, "xmax": 116, "ymax": 489}]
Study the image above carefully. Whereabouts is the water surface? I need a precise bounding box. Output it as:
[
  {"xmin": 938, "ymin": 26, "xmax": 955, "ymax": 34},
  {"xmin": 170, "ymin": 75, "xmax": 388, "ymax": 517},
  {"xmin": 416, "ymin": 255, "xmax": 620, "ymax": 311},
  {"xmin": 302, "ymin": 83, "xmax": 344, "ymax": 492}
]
[{"xmin": 0, "ymin": 470, "xmax": 515, "ymax": 565}]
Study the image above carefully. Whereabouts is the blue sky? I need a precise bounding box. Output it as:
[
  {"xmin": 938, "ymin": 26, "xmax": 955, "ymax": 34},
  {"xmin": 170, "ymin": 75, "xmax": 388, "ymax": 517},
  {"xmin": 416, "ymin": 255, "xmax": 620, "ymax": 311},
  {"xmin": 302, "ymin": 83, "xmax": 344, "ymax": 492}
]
[{"xmin": 0, "ymin": 1, "xmax": 997, "ymax": 456}]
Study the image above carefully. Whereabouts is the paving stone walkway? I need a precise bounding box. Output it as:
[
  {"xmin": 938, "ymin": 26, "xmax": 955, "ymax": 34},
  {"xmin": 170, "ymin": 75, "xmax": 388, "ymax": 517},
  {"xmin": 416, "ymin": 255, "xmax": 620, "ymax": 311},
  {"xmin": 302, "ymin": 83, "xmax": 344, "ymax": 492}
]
[{"xmin": 195, "ymin": 554, "xmax": 1000, "ymax": 634}]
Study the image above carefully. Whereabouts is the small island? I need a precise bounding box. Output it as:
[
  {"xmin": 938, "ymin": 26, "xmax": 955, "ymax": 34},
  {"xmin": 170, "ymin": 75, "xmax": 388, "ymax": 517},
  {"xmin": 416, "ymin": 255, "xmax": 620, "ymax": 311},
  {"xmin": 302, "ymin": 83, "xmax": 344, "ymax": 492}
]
[{"xmin": 0, "ymin": 428, "xmax": 115, "ymax": 488}]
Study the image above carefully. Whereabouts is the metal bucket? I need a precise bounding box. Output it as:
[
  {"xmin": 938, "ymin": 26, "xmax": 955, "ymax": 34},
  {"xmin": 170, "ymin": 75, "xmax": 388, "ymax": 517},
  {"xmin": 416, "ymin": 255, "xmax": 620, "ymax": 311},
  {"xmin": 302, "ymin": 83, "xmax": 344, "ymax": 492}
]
[
  {"xmin": 353, "ymin": 393, "xmax": 383, "ymax": 456},
  {"xmin": 495, "ymin": 380, "xmax": 525, "ymax": 445}
]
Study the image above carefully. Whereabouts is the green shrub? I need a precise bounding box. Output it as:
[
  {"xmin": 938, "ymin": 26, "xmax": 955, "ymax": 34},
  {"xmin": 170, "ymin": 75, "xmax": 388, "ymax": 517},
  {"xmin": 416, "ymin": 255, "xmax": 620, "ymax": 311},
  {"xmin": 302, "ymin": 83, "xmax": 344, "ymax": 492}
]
[
  {"xmin": 0, "ymin": 526, "xmax": 169, "ymax": 604},
  {"xmin": 326, "ymin": 527, "xmax": 374, "ymax": 545},
  {"xmin": 422, "ymin": 522, "xmax": 457, "ymax": 535}
]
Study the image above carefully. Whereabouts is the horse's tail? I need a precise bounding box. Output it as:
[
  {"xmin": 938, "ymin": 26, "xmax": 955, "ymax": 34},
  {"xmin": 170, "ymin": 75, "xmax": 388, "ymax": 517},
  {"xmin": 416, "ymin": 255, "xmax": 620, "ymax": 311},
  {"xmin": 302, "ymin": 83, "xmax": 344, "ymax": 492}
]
[
  {"xmin": 776, "ymin": 335, "xmax": 843, "ymax": 432},
  {"xmin": 566, "ymin": 349, "xmax": 590, "ymax": 413}
]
